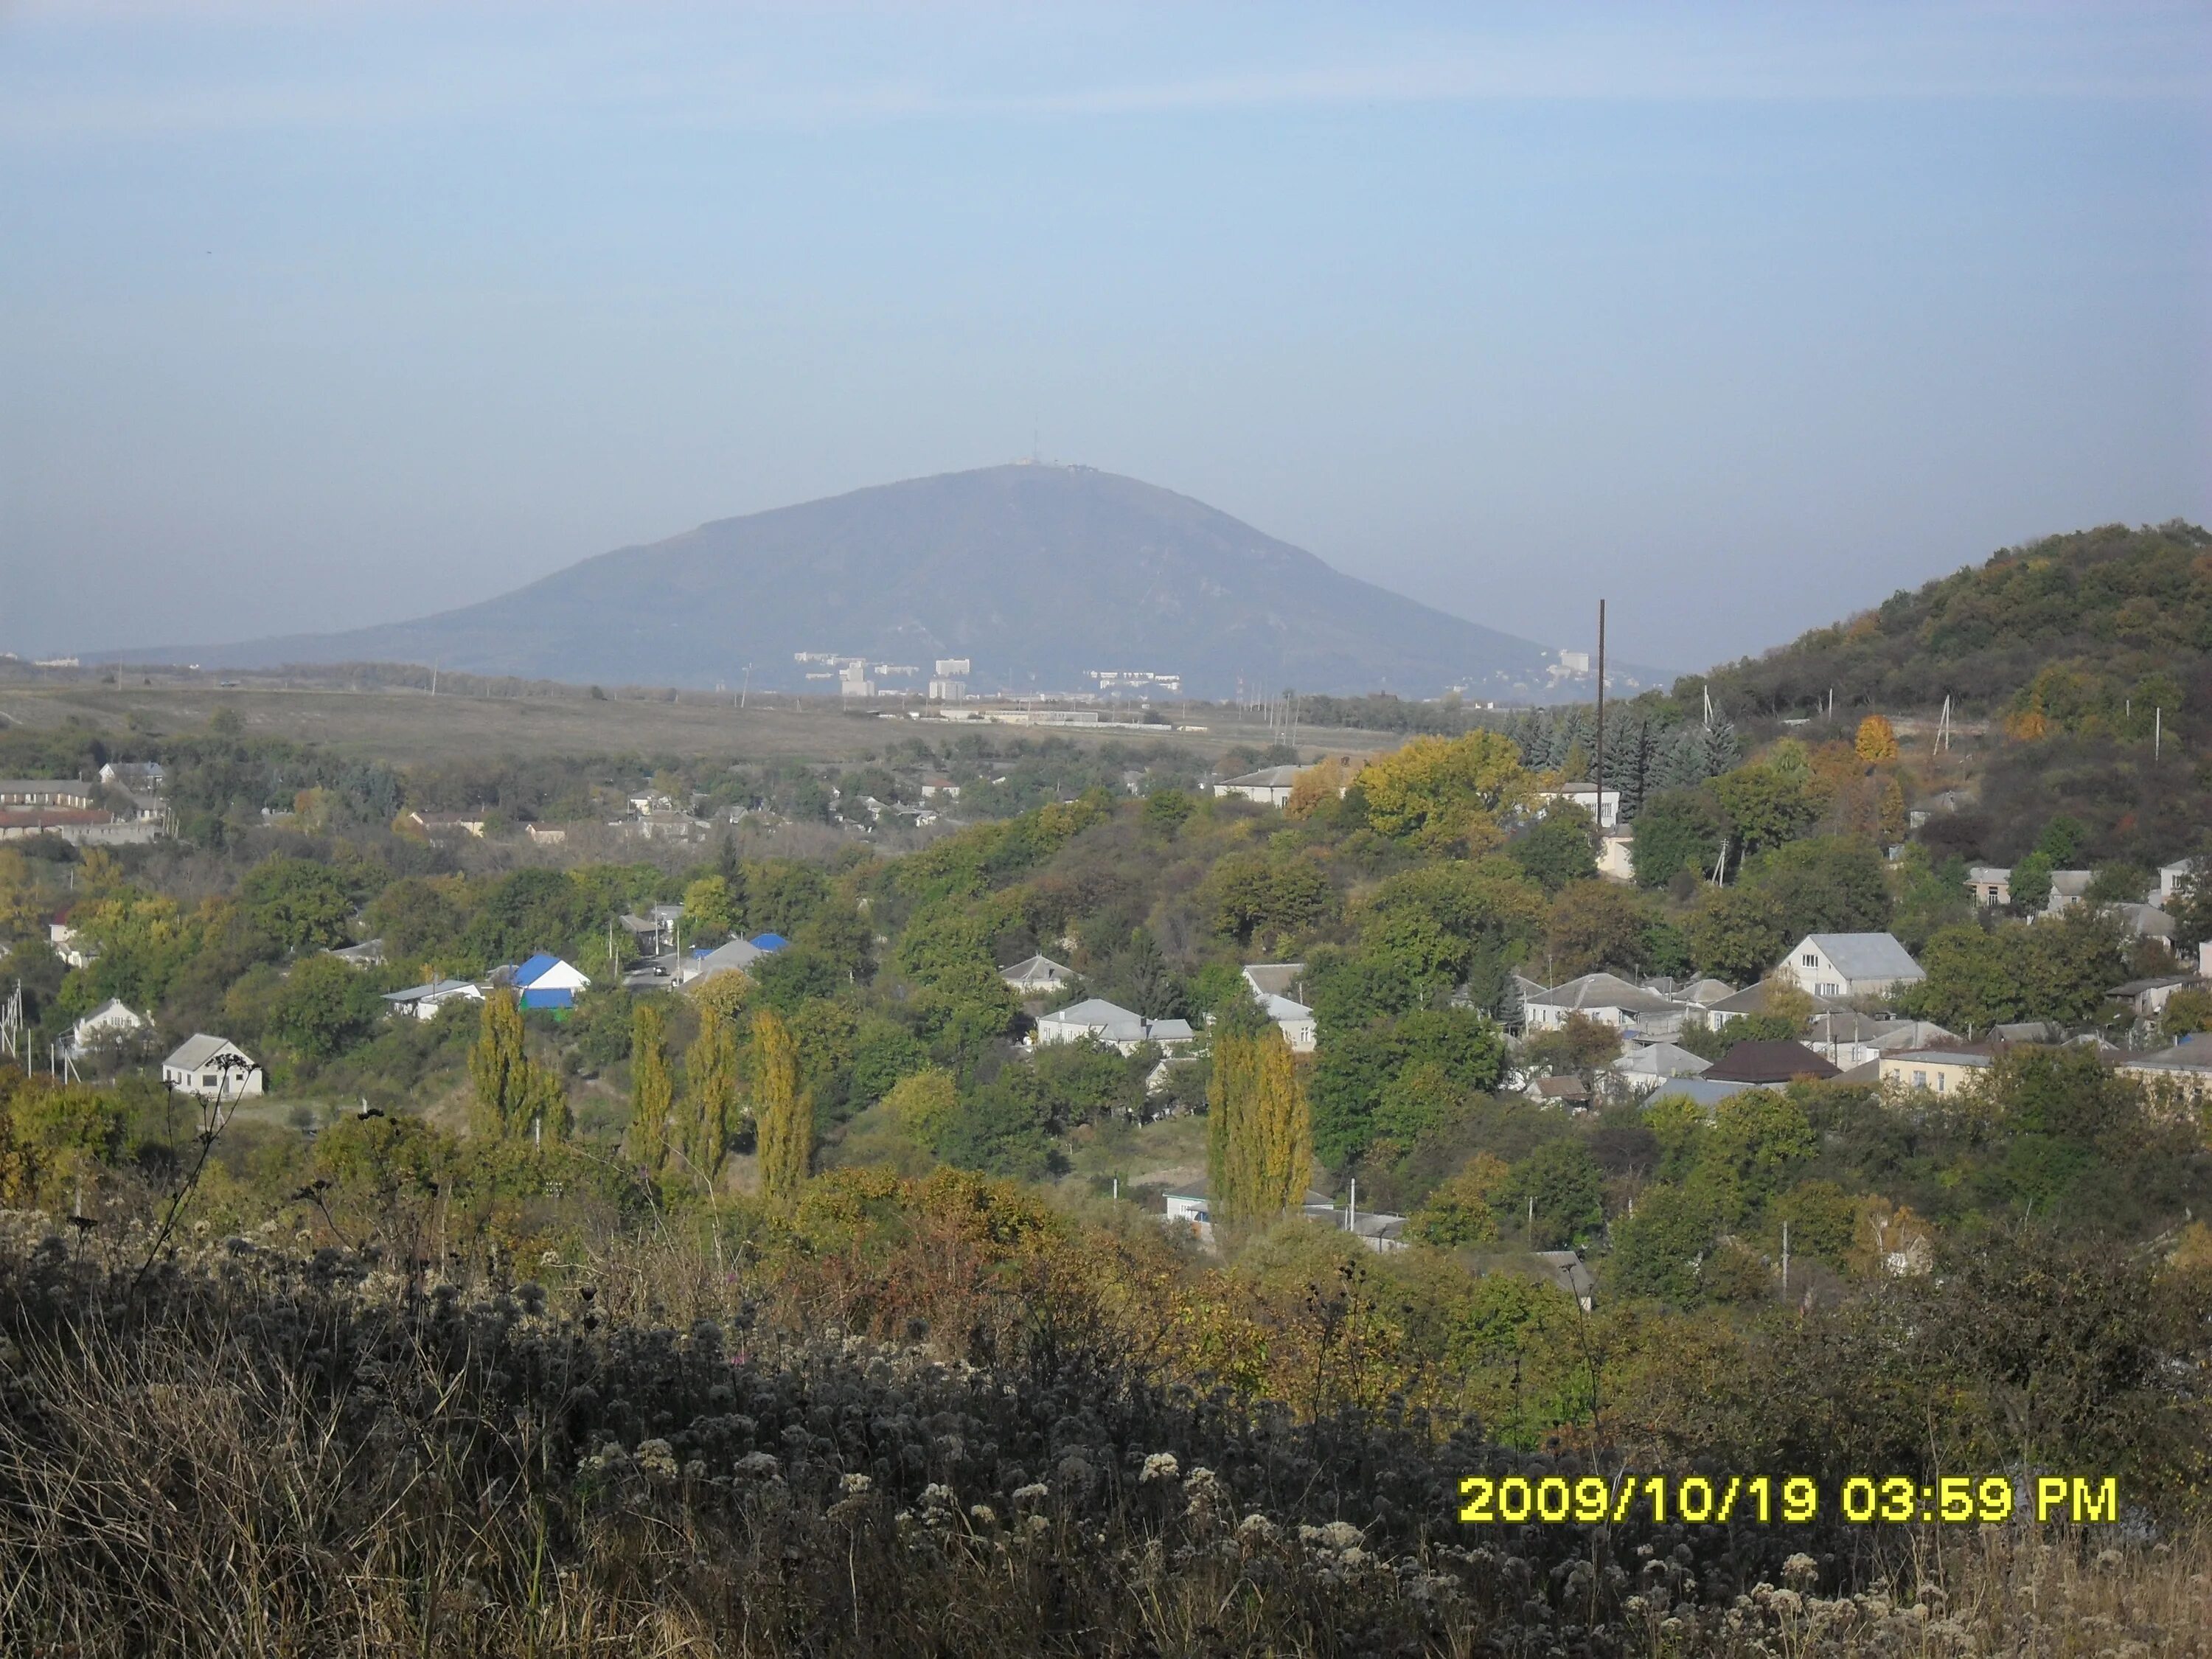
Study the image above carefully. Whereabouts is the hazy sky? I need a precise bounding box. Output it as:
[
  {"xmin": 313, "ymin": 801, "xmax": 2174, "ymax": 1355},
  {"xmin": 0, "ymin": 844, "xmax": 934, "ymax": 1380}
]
[{"xmin": 3, "ymin": 1, "xmax": 2208, "ymax": 675}]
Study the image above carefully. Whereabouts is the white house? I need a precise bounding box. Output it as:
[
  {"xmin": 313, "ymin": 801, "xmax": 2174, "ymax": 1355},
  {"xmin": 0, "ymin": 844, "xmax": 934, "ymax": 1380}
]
[
  {"xmin": 1804, "ymin": 1012, "xmax": 1958, "ymax": 1070},
  {"xmin": 1533, "ymin": 785, "xmax": 1621, "ymax": 830},
  {"xmin": 68, "ymin": 998, "xmax": 147, "ymax": 1055},
  {"xmin": 47, "ymin": 921, "xmax": 95, "ymax": 970},
  {"xmin": 1034, "ymin": 997, "xmax": 1196, "ymax": 1054},
  {"xmin": 2044, "ymin": 871, "xmax": 2096, "ymax": 914},
  {"xmin": 1256, "ymin": 993, "xmax": 1318, "ymax": 1054},
  {"xmin": 1000, "ymin": 954, "xmax": 1077, "ymax": 995},
  {"xmin": 2157, "ymin": 859, "xmax": 2197, "ymax": 905},
  {"xmin": 1775, "ymin": 933, "xmax": 1926, "ymax": 1001},
  {"xmin": 382, "ymin": 978, "xmax": 484, "ymax": 1021},
  {"xmin": 1214, "ymin": 766, "xmax": 1303, "ymax": 807},
  {"xmin": 161, "ymin": 1034, "xmax": 264, "ymax": 1100},
  {"xmin": 1523, "ymin": 973, "xmax": 1689, "ymax": 1041},
  {"xmin": 330, "ymin": 939, "xmax": 386, "ymax": 970}
]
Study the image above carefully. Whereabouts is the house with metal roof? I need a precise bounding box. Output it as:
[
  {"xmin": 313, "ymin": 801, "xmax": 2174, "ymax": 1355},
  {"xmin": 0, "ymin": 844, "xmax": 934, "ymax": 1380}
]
[
  {"xmin": 512, "ymin": 953, "xmax": 590, "ymax": 1010},
  {"xmin": 382, "ymin": 978, "xmax": 484, "ymax": 1021},
  {"xmin": 1610, "ymin": 1041, "xmax": 1711, "ymax": 1096},
  {"xmin": 1001, "ymin": 953, "xmax": 1077, "ymax": 995},
  {"xmin": 1034, "ymin": 997, "xmax": 1195, "ymax": 1054},
  {"xmin": 2116, "ymin": 1035, "xmax": 2212, "ymax": 1110},
  {"xmin": 1213, "ymin": 766, "xmax": 1304, "ymax": 807},
  {"xmin": 161, "ymin": 1034, "xmax": 264, "ymax": 1100},
  {"xmin": 1523, "ymin": 972, "xmax": 1691, "ymax": 1041},
  {"xmin": 1775, "ymin": 933, "xmax": 1926, "ymax": 1001}
]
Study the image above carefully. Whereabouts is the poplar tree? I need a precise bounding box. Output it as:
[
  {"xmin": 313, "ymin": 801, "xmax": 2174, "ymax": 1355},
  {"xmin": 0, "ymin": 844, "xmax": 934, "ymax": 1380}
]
[
  {"xmin": 1207, "ymin": 1028, "xmax": 1312, "ymax": 1222},
  {"xmin": 629, "ymin": 1002, "xmax": 673, "ymax": 1177},
  {"xmin": 752, "ymin": 1008, "xmax": 811, "ymax": 1206},
  {"xmin": 467, "ymin": 989, "xmax": 568, "ymax": 1143},
  {"xmin": 680, "ymin": 1006, "xmax": 738, "ymax": 1191},
  {"xmin": 468, "ymin": 990, "xmax": 527, "ymax": 1139}
]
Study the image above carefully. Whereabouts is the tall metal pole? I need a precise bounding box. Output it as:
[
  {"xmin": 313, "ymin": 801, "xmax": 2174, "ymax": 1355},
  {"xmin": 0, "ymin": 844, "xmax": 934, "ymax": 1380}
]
[{"xmin": 1593, "ymin": 600, "xmax": 1606, "ymax": 826}]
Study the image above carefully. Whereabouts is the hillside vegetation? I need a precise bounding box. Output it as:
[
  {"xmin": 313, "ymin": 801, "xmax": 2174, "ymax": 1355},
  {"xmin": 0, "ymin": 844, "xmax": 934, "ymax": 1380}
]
[{"xmin": 1703, "ymin": 521, "xmax": 2212, "ymax": 723}]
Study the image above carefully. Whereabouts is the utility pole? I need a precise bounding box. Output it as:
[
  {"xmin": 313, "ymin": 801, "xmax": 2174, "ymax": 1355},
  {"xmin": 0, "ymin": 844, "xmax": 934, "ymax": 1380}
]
[
  {"xmin": 2155, "ymin": 706, "xmax": 2163, "ymax": 762},
  {"xmin": 1781, "ymin": 1221, "xmax": 1790, "ymax": 1295},
  {"xmin": 1593, "ymin": 600, "xmax": 1606, "ymax": 824}
]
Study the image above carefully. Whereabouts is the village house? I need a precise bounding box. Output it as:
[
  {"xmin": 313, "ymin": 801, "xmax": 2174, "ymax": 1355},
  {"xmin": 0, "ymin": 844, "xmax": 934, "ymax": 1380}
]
[
  {"xmin": 67, "ymin": 998, "xmax": 147, "ymax": 1057},
  {"xmin": 406, "ymin": 809, "xmax": 488, "ymax": 841},
  {"xmin": 1701, "ymin": 1040, "xmax": 1840, "ymax": 1086},
  {"xmin": 330, "ymin": 939, "xmax": 386, "ymax": 969},
  {"xmin": 1596, "ymin": 826, "xmax": 1635, "ymax": 881},
  {"xmin": 1966, "ymin": 866, "xmax": 2012, "ymax": 906},
  {"xmin": 524, "ymin": 823, "xmax": 569, "ymax": 846},
  {"xmin": 161, "ymin": 1034, "xmax": 265, "ymax": 1100},
  {"xmin": 2115, "ymin": 1035, "xmax": 2212, "ymax": 1110},
  {"xmin": 1608, "ymin": 1041, "xmax": 1711, "ymax": 1096},
  {"xmin": 1803, "ymin": 1011, "xmax": 1959, "ymax": 1070},
  {"xmin": 1034, "ymin": 997, "xmax": 1195, "ymax": 1055},
  {"xmin": 2157, "ymin": 859, "xmax": 2197, "ymax": 905},
  {"xmin": 382, "ymin": 978, "xmax": 484, "ymax": 1021},
  {"xmin": 1523, "ymin": 972, "xmax": 1688, "ymax": 1042},
  {"xmin": 1000, "ymin": 954, "xmax": 1077, "ymax": 995},
  {"xmin": 1532, "ymin": 785, "xmax": 1621, "ymax": 830},
  {"xmin": 0, "ymin": 779, "xmax": 97, "ymax": 810},
  {"xmin": 1775, "ymin": 933, "xmax": 1926, "ymax": 1001},
  {"xmin": 1238, "ymin": 964, "xmax": 1317, "ymax": 1051},
  {"xmin": 1878, "ymin": 1044, "xmax": 1995, "ymax": 1096},
  {"xmin": 97, "ymin": 761, "xmax": 165, "ymax": 794},
  {"xmin": 2108, "ymin": 973, "xmax": 2204, "ymax": 1023},
  {"xmin": 1212, "ymin": 765, "xmax": 1304, "ymax": 807},
  {"xmin": 512, "ymin": 953, "xmax": 590, "ymax": 1011}
]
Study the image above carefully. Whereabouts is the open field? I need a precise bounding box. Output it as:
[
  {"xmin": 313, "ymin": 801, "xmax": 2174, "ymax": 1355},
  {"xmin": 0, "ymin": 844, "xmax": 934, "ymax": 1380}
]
[{"xmin": 0, "ymin": 678, "xmax": 1396, "ymax": 768}]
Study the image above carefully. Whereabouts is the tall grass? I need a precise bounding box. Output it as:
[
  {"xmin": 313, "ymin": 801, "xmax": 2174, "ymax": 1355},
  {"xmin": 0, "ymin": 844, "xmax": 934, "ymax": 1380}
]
[{"xmin": 0, "ymin": 1222, "xmax": 2206, "ymax": 1656}]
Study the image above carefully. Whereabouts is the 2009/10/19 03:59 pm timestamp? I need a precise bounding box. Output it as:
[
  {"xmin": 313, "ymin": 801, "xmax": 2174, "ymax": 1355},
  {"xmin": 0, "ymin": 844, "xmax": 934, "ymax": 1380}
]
[{"xmin": 1458, "ymin": 1475, "xmax": 2121, "ymax": 1526}]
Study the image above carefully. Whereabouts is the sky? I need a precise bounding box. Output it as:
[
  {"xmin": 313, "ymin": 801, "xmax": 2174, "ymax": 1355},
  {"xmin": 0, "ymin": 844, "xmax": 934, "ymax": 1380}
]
[{"xmin": 1, "ymin": 1, "xmax": 2208, "ymax": 676}]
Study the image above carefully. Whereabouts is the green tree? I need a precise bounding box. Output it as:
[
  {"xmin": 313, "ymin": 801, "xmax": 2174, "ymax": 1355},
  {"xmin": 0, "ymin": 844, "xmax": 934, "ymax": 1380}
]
[
  {"xmin": 753, "ymin": 1008, "xmax": 812, "ymax": 1205},
  {"xmin": 1686, "ymin": 883, "xmax": 1789, "ymax": 982},
  {"xmin": 1523, "ymin": 1011, "xmax": 1621, "ymax": 1082},
  {"xmin": 1544, "ymin": 880, "xmax": 1649, "ymax": 977},
  {"xmin": 1142, "ymin": 788, "xmax": 1195, "ymax": 833},
  {"xmin": 1408, "ymin": 1152, "xmax": 1509, "ymax": 1246},
  {"xmin": 1741, "ymin": 836, "xmax": 1891, "ymax": 939},
  {"xmin": 1509, "ymin": 804, "xmax": 1598, "ymax": 895},
  {"xmin": 266, "ymin": 953, "xmax": 378, "ymax": 1060},
  {"xmin": 364, "ymin": 877, "xmax": 466, "ymax": 968},
  {"xmin": 2009, "ymin": 851, "xmax": 2055, "ymax": 916},
  {"xmin": 679, "ymin": 1007, "xmax": 737, "ymax": 1189},
  {"xmin": 627, "ymin": 1001, "xmax": 674, "ymax": 1175},
  {"xmin": 682, "ymin": 873, "xmax": 739, "ymax": 939},
  {"xmin": 1203, "ymin": 853, "xmax": 1335, "ymax": 951},
  {"xmin": 1631, "ymin": 788, "xmax": 1725, "ymax": 888},
  {"xmin": 1607, "ymin": 1183, "xmax": 1719, "ymax": 1304},
  {"xmin": 1712, "ymin": 764, "xmax": 1816, "ymax": 858},
  {"xmin": 240, "ymin": 857, "xmax": 358, "ymax": 952},
  {"xmin": 1503, "ymin": 1139, "xmax": 1604, "ymax": 1248}
]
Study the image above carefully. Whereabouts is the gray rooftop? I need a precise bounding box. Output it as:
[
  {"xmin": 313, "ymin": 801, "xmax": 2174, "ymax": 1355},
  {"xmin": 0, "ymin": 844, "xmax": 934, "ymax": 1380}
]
[
  {"xmin": 1802, "ymin": 933, "xmax": 1926, "ymax": 982},
  {"xmin": 1527, "ymin": 972, "xmax": 1685, "ymax": 1015}
]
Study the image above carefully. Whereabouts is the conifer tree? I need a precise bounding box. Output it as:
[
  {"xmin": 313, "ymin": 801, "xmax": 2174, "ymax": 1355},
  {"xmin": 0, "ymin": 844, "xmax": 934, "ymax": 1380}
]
[
  {"xmin": 680, "ymin": 1006, "xmax": 738, "ymax": 1191},
  {"xmin": 752, "ymin": 1008, "xmax": 811, "ymax": 1206},
  {"xmin": 628, "ymin": 1001, "xmax": 673, "ymax": 1176}
]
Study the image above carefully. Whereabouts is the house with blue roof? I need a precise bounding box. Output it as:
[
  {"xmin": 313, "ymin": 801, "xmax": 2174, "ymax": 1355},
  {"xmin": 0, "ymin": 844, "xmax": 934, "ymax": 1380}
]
[
  {"xmin": 513, "ymin": 953, "xmax": 591, "ymax": 1010},
  {"xmin": 749, "ymin": 933, "xmax": 790, "ymax": 953}
]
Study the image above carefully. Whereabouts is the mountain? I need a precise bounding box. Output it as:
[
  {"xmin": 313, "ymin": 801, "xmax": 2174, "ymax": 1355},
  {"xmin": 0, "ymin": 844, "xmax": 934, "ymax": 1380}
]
[
  {"xmin": 94, "ymin": 465, "xmax": 1665, "ymax": 700},
  {"xmin": 1701, "ymin": 520, "xmax": 2212, "ymax": 727}
]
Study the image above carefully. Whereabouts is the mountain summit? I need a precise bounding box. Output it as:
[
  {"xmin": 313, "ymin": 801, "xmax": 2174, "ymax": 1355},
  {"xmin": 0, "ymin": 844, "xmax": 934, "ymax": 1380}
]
[{"xmin": 102, "ymin": 465, "xmax": 1653, "ymax": 699}]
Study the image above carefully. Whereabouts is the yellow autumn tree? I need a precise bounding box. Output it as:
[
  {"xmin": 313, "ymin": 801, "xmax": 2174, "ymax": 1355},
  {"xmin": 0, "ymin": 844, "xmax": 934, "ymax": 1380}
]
[
  {"xmin": 1854, "ymin": 714, "xmax": 1898, "ymax": 763},
  {"xmin": 1357, "ymin": 731, "xmax": 1534, "ymax": 855},
  {"xmin": 753, "ymin": 1009, "xmax": 812, "ymax": 1206},
  {"xmin": 678, "ymin": 1006, "xmax": 738, "ymax": 1191},
  {"xmin": 884, "ymin": 1067, "xmax": 960, "ymax": 1152},
  {"xmin": 1207, "ymin": 1027, "xmax": 1312, "ymax": 1222},
  {"xmin": 467, "ymin": 990, "xmax": 567, "ymax": 1142},
  {"xmin": 1284, "ymin": 757, "xmax": 1352, "ymax": 819},
  {"xmin": 627, "ymin": 1002, "xmax": 673, "ymax": 1176}
]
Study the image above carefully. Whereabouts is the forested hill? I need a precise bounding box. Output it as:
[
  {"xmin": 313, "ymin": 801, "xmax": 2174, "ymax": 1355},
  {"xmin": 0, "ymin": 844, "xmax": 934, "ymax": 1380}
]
[{"xmin": 1701, "ymin": 521, "xmax": 2212, "ymax": 723}]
